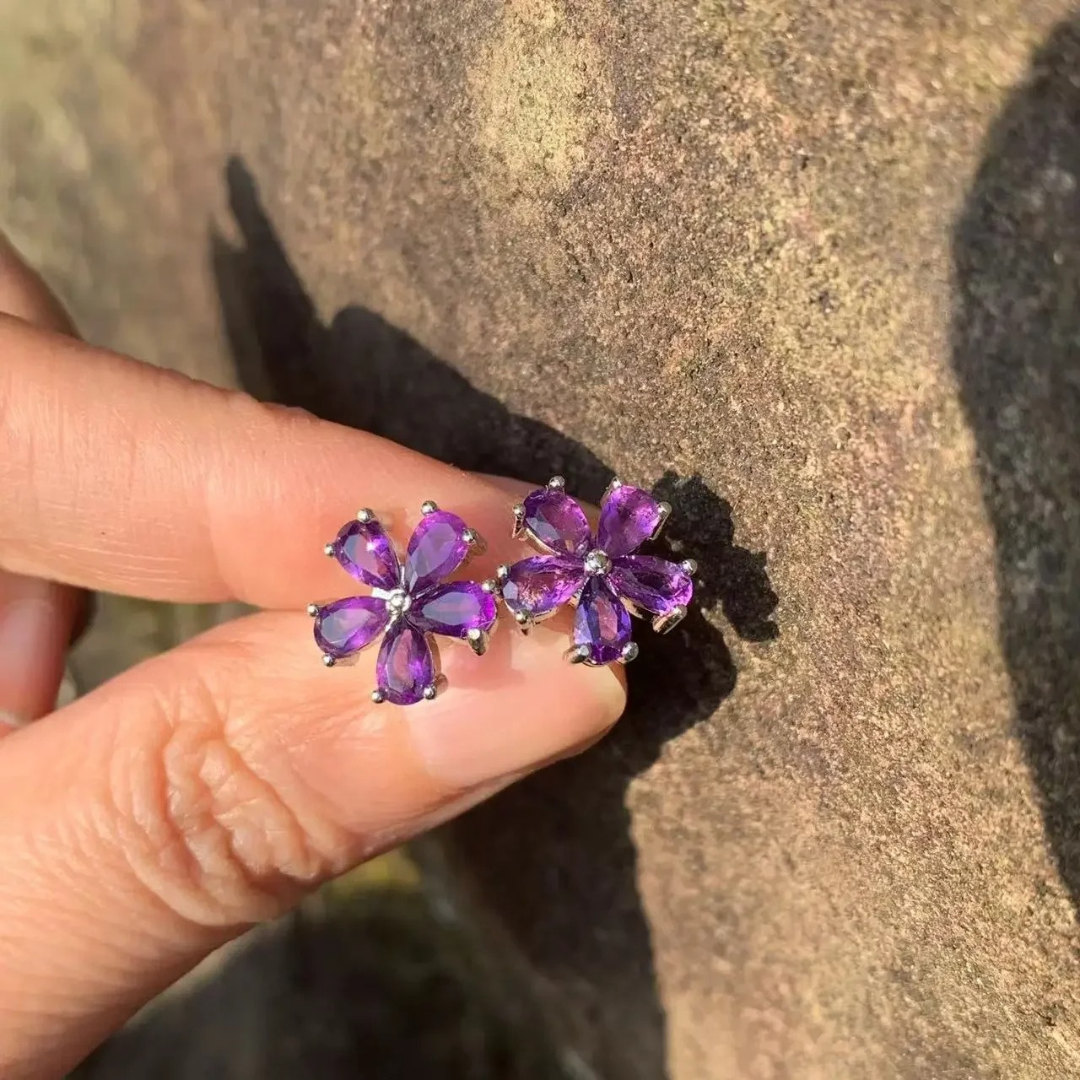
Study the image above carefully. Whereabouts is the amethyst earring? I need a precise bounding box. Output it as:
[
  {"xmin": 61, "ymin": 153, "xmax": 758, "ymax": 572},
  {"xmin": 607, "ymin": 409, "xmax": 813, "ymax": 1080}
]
[
  {"xmin": 309, "ymin": 503, "xmax": 497, "ymax": 705},
  {"xmin": 492, "ymin": 477, "xmax": 697, "ymax": 666}
]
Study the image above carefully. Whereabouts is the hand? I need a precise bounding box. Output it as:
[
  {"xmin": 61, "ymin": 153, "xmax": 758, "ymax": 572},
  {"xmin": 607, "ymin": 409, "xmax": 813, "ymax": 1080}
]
[{"xmin": 0, "ymin": 236, "xmax": 626, "ymax": 1080}]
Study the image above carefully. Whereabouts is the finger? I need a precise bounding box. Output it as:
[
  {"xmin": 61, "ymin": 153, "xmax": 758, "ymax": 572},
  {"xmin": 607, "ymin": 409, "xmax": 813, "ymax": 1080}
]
[
  {"xmin": 0, "ymin": 316, "xmax": 524, "ymax": 607},
  {"xmin": 0, "ymin": 234, "xmax": 86, "ymax": 729},
  {"xmin": 0, "ymin": 606, "xmax": 625, "ymax": 1079}
]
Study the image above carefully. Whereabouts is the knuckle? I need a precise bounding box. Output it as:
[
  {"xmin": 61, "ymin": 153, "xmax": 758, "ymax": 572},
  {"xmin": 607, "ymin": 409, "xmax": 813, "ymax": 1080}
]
[{"xmin": 110, "ymin": 657, "xmax": 348, "ymax": 927}]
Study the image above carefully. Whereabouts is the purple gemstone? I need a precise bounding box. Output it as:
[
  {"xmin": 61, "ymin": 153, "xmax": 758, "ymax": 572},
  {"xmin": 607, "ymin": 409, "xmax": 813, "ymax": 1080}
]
[
  {"xmin": 521, "ymin": 488, "xmax": 592, "ymax": 556},
  {"xmin": 596, "ymin": 485, "xmax": 664, "ymax": 557},
  {"xmin": 410, "ymin": 582, "xmax": 497, "ymax": 638},
  {"xmin": 502, "ymin": 555, "xmax": 586, "ymax": 618},
  {"xmin": 573, "ymin": 578, "xmax": 633, "ymax": 664},
  {"xmin": 609, "ymin": 555, "xmax": 693, "ymax": 616},
  {"xmin": 314, "ymin": 596, "xmax": 389, "ymax": 659},
  {"xmin": 333, "ymin": 519, "xmax": 400, "ymax": 590},
  {"xmin": 376, "ymin": 622, "xmax": 435, "ymax": 706},
  {"xmin": 404, "ymin": 511, "xmax": 471, "ymax": 594}
]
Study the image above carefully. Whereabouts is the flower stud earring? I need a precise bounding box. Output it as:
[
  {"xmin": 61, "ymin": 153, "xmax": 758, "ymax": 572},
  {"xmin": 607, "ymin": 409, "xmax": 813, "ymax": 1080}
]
[
  {"xmin": 310, "ymin": 504, "xmax": 497, "ymax": 705},
  {"xmin": 493, "ymin": 477, "xmax": 697, "ymax": 666}
]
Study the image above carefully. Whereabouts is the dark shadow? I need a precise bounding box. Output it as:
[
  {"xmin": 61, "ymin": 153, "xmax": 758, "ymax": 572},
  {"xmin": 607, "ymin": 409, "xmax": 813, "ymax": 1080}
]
[
  {"xmin": 208, "ymin": 155, "xmax": 777, "ymax": 1077},
  {"xmin": 952, "ymin": 17, "xmax": 1080, "ymax": 916}
]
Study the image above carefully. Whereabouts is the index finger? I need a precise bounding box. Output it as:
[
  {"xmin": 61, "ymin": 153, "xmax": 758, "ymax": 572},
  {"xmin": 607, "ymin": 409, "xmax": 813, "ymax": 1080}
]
[{"xmin": 0, "ymin": 316, "xmax": 507, "ymax": 607}]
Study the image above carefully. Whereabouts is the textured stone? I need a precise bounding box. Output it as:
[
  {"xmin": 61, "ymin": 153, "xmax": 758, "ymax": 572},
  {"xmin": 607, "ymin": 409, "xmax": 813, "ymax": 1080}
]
[{"xmin": 11, "ymin": 0, "xmax": 1080, "ymax": 1076}]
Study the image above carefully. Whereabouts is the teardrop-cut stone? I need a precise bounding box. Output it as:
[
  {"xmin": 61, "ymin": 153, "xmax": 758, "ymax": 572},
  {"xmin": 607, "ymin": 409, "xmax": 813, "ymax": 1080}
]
[
  {"xmin": 410, "ymin": 582, "xmax": 497, "ymax": 638},
  {"xmin": 609, "ymin": 555, "xmax": 693, "ymax": 616},
  {"xmin": 333, "ymin": 519, "xmax": 400, "ymax": 590},
  {"xmin": 502, "ymin": 555, "xmax": 586, "ymax": 618},
  {"xmin": 376, "ymin": 623, "xmax": 435, "ymax": 705},
  {"xmin": 314, "ymin": 596, "xmax": 389, "ymax": 659},
  {"xmin": 573, "ymin": 577, "xmax": 633, "ymax": 664},
  {"xmin": 596, "ymin": 485, "xmax": 663, "ymax": 557},
  {"xmin": 521, "ymin": 488, "xmax": 592, "ymax": 556},
  {"xmin": 404, "ymin": 511, "xmax": 470, "ymax": 593}
]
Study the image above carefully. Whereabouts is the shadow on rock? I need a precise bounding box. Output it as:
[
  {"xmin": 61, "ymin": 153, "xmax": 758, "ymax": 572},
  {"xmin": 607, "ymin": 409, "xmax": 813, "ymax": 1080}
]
[
  {"xmin": 952, "ymin": 18, "xmax": 1080, "ymax": 916},
  {"xmin": 209, "ymin": 155, "xmax": 777, "ymax": 1077}
]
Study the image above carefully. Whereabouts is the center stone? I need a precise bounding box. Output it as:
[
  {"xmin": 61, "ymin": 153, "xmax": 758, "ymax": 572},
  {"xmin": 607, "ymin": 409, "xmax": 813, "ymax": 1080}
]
[
  {"xmin": 386, "ymin": 588, "xmax": 412, "ymax": 615},
  {"xmin": 583, "ymin": 549, "xmax": 612, "ymax": 577}
]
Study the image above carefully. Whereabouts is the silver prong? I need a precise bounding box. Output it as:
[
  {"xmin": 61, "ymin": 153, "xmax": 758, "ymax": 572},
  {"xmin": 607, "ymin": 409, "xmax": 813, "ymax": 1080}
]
[
  {"xmin": 422, "ymin": 683, "xmax": 439, "ymax": 701},
  {"xmin": 356, "ymin": 507, "xmax": 376, "ymax": 523},
  {"xmin": 680, "ymin": 558, "xmax": 698, "ymax": 576},
  {"xmin": 652, "ymin": 605, "xmax": 687, "ymax": 634},
  {"xmin": 481, "ymin": 578, "xmax": 500, "ymax": 596},
  {"xmin": 420, "ymin": 500, "xmax": 439, "ymax": 515},
  {"xmin": 496, "ymin": 564, "xmax": 511, "ymax": 584},
  {"xmin": 466, "ymin": 627, "xmax": 489, "ymax": 656},
  {"xmin": 512, "ymin": 503, "xmax": 526, "ymax": 538},
  {"xmin": 618, "ymin": 641, "xmax": 640, "ymax": 664},
  {"xmin": 651, "ymin": 501, "xmax": 673, "ymax": 540},
  {"xmin": 462, "ymin": 528, "xmax": 486, "ymax": 555},
  {"xmin": 322, "ymin": 654, "xmax": 336, "ymax": 668},
  {"xmin": 371, "ymin": 688, "xmax": 387, "ymax": 704},
  {"xmin": 547, "ymin": 475, "xmax": 566, "ymax": 490},
  {"xmin": 307, "ymin": 603, "xmax": 319, "ymax": 617},
  {"xmin": 602, "ymin": 477, "xmax": 624, "ymax": 503},
  {"xmin": 323, "ymin": 543, "xmax": 336, "ymax": 557},
  {"xmin": 514, "ymin": 609, "xmax": 532, "ymax": 634},
  {"xmin": 565, "ymin": 644, "xmax": 592, "ymax": 664}
]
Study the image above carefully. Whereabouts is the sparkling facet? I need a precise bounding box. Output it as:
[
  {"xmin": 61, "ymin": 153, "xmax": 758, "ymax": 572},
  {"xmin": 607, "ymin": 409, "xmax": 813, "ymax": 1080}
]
[
  {"xmin": 502, "ymin": 555, "xmax": 587, "ymax": 618},
  {"xmin": 609, "ymin": 555, "xmax": 694, "ymax": 616},
  {"xmin": 573, "ymin": 577, "xmax": 633, "ymax": 665},
  {"xmin": 404, "ymin": 511, "xmax": 471, "ymax": 594},
  {"xmin": 314, "ymin": 596, "xmax": 389, "ymax": 659},
  {"xmin": 583, "ymin": 549, "xmax": 612, "ymax": 576},
  {"xmin": 521, "ymin": 488, "xmax": 592, "ymax": 556},
  {"xmin": 333, "ymin": 519, "xmax": 400, "ymax": 590},
  {"xmin": 410, "ymin": 582, "xmax": 497, "ymax": 638},
  {"xmin": 376, "ymin": 623, "xmax": 435, "ymax": 706},
  {"xmin": 597, "ymin": 485, "xmax": 663, "ymax": 557}
]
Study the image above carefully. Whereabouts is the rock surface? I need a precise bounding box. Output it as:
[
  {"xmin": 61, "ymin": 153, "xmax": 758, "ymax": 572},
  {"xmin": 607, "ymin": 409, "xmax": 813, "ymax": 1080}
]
[{"xmin": 3, "ymin": 1, "xmax": 1080, "ymax": 1076}]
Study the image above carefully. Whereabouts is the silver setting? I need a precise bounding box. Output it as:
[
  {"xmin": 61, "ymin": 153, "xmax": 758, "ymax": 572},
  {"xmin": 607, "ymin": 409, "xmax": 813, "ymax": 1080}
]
[
  {"xmin": 356, "ymin": 507, "xmax": 376, "ymax": 523},
  {"xmin": 420, "ymin": 500, "xmax": 439, "ymax": 515},
  {"xmin": 481, "ymin": 578, "xmax": 500, "ymax": 596},
  {"xmin": 513, "ymin": 609, "xmax": 533, "ymax": 634},
  {"xmin": 371, "ymin": 688, "xmax": 387, "ymax": 705},
  {"xmin": 466, "ymin": 627, "xmax": 489, "ymax": 657},
  {"xmin": 618, "ymin": 641, "xmax": 640, "ymax": 664},
  {"xmin": 565, "ymin": 644, "xmax": 592, "ymax": 664},
  {"xmin": 461, "ymin": 527, "xmax": 487, "ymax": 556},
  {"xmin": 547, "ymin": 475, "xmax": 566, "ymax": 490},
  {"xmin": 602, "ymin": 477, "xmax": 623, "ymax": 503},
  {"xmin": 323, "ymin": 543, "xmax": 336, "ymax": 558},
  {"xmin": 422, "ymin": 683, "xmax": 439, "ymax": 701},
  {"xmin": 385, "ymin": 588, "xmax": 412, "ymax": 623},
  {"xmin": 496, "ymin": 564, "xmax": 511, "ymax": 584},
  {"xmin": 307, "ymin": 603, "xmax": 319, "ymax": 617},
  {"xmin": 652, "ymin": 605, "xmax": 687, "ymax": 634},
  {"xmin": 511, "ymin": 503, "xmax": 526, "ymax": 539},
  {"xmin": 583, "ymin": 549, "xmax": 612, "ymax": 577},
  {"xmin": 651, "ymin": 501, "xmax": 673, "ymax": 540},
  {"xmin": 680, "ymin": 558, "xmax": 698, "ymax": 577},
  {"xmin": 322, "ymin": 654, "xmax": 336, "ymax": 668}
]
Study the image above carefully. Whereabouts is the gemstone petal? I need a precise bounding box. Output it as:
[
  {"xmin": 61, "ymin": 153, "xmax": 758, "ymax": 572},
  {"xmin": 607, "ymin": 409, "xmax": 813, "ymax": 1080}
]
[
  {"xmin": 314, "ymin": 596, "xmax": 389, "ymax": 659},
  {"xmin": 410, "ymin": 581, "xmax": 497, "ymax": 638},
  {"xmin": 376, "ymin": 622, "xmax": 435, "ymax": 706},
  {"xmin": 404, "ymin": 511, "xmax": 471, "ymax": 594},
  {"xmin": 502, "ymin": 555, "xmax": 587, "ymax": 618},
  {"xmin": 609, "ymin": 555, "xmax": 693, "ymax": 616},
  {"xmin": 333, "ymin": 519, "xmax": 400, "ymax": 590},
  {"xmin": 521, "ymin": 488, "xmax": 592, "ymax": 556},
  {"xmin": 596, "ymin": 485, "xmax": 664, "ymax": 557},
  {"xmin": 573, "ymin": 577, "xmax": 633, "ymax": 665}
]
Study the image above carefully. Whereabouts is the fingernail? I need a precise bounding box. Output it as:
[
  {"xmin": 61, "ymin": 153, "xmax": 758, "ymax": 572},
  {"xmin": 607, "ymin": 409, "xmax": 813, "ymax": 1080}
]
[
  {"xmin": 408, "ymin": 615, "xmax": 626, "ymax": 789},
  {"xmin": 0, "ymin": 591, "xmax": 62, "ymax": 722}
]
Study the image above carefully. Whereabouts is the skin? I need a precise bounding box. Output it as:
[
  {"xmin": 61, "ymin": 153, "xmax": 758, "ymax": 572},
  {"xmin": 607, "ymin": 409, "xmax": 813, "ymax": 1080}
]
[{"xmin": 0, "ymin": 236, "xmax": 626, "ymax": 1080}]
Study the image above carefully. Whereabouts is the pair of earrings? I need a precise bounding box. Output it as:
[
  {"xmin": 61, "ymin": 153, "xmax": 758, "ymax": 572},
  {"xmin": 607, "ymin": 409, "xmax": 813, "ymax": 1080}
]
[{"xmin": 308, "ymin": 478, "xmax": 697, "ymax": 706}]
